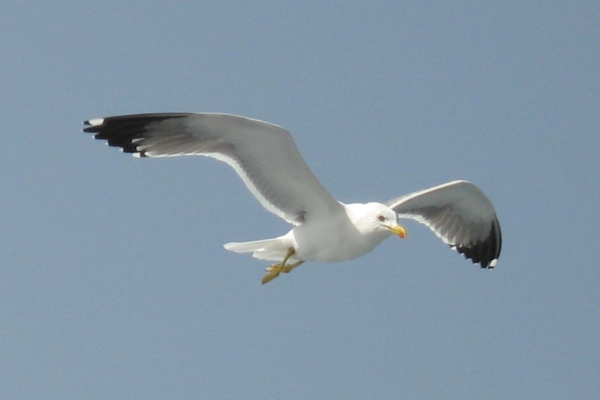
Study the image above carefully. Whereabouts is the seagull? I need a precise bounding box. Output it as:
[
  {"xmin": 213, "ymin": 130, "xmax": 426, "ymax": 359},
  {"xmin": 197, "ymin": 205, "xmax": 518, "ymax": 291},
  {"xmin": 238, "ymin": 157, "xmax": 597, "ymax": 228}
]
[{"xmin": 83, "ymin": 113, "xmax": 502, "ymax": 284}]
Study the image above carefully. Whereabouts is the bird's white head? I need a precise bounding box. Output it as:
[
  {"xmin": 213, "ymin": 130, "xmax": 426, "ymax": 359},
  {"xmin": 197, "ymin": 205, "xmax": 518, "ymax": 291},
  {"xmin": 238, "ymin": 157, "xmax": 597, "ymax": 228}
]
[{"xmin": 344, "ymin": 202, "xmax": 407, "ymax": 239}]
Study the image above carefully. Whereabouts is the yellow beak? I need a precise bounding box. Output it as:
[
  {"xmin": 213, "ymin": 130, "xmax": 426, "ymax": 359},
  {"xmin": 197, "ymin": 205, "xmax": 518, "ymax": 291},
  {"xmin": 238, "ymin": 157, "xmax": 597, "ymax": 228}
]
[{"xmin": 386, "ymin": 224, "xmax": 407, "ymax": 238}]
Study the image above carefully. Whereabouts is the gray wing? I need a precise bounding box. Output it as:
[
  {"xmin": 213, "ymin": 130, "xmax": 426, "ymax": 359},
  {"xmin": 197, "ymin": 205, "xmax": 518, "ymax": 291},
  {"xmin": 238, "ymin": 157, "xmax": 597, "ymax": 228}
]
[
  {"xmin": 384, "ymin": 180, "xmax": 501, "ymax": 268},
  {"xmin": 83, "ymin": 113, "xmax": 343, "ymax": 224}
]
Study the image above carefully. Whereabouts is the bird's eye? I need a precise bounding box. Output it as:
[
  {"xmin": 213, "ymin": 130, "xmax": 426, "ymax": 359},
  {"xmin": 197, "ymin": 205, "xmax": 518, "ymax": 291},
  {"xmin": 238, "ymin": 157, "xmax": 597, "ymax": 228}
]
[{"xmin": 377, "ymin": 215, "xmax": 385, "ymax": 222}]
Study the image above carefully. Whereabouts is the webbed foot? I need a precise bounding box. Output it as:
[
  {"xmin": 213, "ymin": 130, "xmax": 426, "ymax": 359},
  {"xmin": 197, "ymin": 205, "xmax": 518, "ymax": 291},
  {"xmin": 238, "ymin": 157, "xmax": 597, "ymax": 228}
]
[{"xmin": 261, "ymin": 248, "xmax": 304, "ymax": 284}]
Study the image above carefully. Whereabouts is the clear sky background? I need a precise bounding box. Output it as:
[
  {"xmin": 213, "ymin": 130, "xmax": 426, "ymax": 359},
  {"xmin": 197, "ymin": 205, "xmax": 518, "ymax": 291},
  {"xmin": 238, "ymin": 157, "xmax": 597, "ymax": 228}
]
[{"xmin": 1, "ymin": 2, "xmax": 598, "ymax": 399}]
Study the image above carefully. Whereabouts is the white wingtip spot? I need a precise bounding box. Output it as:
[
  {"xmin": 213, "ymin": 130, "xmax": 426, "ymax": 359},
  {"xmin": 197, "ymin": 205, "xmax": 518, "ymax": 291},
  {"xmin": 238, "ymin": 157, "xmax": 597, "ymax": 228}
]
[
  {"xmin": 489, "ymin": 259, "xmax": 498, "ymax": 268},
  {"xmin": 87, "ymin": 118, "xmax": 104, "ymax": 126}
]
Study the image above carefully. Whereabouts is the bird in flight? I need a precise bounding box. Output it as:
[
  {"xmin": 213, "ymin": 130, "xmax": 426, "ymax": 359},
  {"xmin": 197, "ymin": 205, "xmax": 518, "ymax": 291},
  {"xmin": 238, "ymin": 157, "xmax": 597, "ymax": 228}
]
[{"xmin": 83, "ymin": 113, "xmax": 502, "ymax": 284}]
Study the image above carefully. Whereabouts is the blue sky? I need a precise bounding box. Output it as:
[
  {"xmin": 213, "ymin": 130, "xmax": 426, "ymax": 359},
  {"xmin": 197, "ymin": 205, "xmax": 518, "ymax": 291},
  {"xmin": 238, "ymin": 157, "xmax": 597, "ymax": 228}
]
[{"xmin": 1, "ymin": 2, "xmax": 598, "ymax": 399}]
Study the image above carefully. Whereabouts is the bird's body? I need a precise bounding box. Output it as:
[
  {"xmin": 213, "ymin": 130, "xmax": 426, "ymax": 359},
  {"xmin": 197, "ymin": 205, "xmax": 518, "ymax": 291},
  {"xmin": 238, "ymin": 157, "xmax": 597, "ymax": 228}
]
[
  {"xmin": 83, "ymin": 113, "xmax": 501, "ymax": 283},
  {"xmin": 226, "ymin": 202, "xmax": 402, "ymax": 264}
]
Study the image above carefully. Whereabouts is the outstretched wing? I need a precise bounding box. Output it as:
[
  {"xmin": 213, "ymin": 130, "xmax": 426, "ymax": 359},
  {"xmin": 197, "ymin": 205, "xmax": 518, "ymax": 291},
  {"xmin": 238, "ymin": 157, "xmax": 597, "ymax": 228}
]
[
  {"xmin": 83, "ymin": 113, "xmax": 343, "ymax": 224},
  {"xmin": 384, "ymin": 180, "xmax": 501, "ymax": 268}
]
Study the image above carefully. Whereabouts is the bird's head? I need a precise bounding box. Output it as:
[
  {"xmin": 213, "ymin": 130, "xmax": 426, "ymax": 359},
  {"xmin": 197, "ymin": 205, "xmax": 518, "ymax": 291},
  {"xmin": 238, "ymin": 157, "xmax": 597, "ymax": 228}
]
[{"xmin": 345, "ymin": 202, "xmax": 407, "ymax": 239}]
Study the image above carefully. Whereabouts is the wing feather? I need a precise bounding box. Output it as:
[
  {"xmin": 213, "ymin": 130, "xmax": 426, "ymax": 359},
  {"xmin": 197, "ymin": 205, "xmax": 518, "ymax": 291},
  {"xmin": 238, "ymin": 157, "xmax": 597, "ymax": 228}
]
[
  {"xmin": 384, "ymin": 180, "xmax": 502, "ymax": 268},
  {"xmin": 83, "ymin": 113, "xmax": 343, "ymax": 224}
]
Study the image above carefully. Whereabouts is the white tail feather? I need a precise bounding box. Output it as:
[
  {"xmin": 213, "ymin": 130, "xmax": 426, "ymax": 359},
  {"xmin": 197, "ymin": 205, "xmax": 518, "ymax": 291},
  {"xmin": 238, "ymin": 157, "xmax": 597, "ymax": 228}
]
[{"xmin": 224, "ymin": 237, "xmax": 296, "ymax": 262}]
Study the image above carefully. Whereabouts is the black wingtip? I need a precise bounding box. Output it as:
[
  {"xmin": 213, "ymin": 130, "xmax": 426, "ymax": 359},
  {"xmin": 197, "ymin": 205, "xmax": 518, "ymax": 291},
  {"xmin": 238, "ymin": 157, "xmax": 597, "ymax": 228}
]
[
  {"xmin": 455, "ymin": 218, "xmax": 502, "ymax": 269},
  {"xmin": 81, "ymin": 114, "xmax": 193, "ymax": 156}
]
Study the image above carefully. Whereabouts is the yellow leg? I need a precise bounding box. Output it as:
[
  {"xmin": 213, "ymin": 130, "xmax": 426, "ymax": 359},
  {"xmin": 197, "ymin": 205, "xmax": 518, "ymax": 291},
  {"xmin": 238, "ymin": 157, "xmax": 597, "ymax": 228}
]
[
  {"xmin": 280, "ymin": 260, "xmax": 304, "ymax": 273},
  {"xmin": 261, "ymin": 248, "xmax": 304, "ymax": 284}
]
